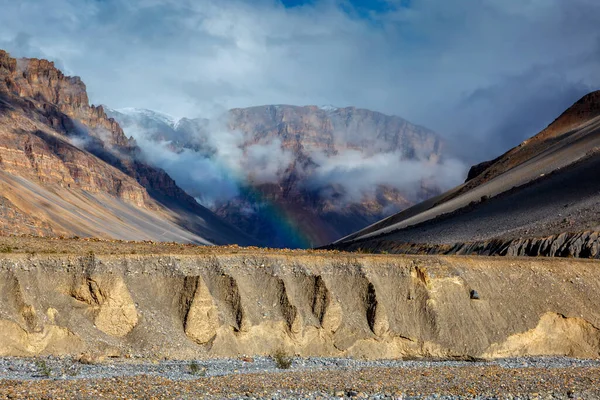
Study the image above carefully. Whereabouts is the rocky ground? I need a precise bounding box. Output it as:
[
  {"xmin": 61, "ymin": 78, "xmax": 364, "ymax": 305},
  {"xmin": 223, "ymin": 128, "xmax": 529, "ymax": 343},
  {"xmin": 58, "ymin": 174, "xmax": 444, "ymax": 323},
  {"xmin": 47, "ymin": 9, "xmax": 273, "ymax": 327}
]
[{"xmin": 0, "ymin": 357, "xmax": 599, "ymax": 399}]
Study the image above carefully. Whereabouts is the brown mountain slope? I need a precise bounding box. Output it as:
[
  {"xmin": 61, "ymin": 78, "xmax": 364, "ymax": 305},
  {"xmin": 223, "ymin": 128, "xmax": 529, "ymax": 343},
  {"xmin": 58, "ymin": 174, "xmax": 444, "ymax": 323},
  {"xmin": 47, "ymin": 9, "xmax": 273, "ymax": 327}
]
[
  {"xmin": 0, "ymin": 50, "xmax": 256, "ymax": 245},
  {"xmin": 332, "ymin": 90, "xmax": 600, "ymax": 250}
]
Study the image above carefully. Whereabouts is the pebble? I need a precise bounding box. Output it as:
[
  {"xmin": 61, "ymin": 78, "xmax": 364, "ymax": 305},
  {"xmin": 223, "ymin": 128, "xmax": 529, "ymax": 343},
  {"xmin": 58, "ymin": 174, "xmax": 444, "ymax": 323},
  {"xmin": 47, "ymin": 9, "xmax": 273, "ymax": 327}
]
[{"xmin": 0, "ymin": 356, "xmax": 599, "ymax": 399}]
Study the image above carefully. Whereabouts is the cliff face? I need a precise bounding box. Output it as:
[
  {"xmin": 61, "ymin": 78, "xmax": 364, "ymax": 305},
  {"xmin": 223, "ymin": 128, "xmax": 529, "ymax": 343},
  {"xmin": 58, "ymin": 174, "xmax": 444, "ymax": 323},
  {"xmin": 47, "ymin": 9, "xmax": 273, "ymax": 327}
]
[
  {"xmin": 0, "ymin": 52, "xmax": 205, "ymax": 207},
  {"xmin": 0, "ymin": 52, "xmax": 148, "ymax": 211},
  {"xmin": 0, "ymin": 50, "xmax": 255, "ymax": 245},
  {"xmin": 221, "ymin": 106, "xmax": 441, "ymax": 248},
  {"xmin": 111, "ymin": 105, "xmax": 445, "ymax": 248},
  {"xmin": 227, "ymin": 105, "xmax": 442, "ymax": 160},
  {"xmin": 1, "ymin": 242, "xmax": 599, "ymax": 359}
]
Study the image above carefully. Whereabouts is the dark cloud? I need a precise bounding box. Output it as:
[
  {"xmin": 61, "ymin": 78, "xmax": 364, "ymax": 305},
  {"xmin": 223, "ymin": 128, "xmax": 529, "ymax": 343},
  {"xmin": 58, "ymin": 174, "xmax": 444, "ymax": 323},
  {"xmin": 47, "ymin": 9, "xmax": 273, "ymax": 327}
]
[{"xmin": 446, "ymin": 68, "xmax": 593, "ymax": 161}]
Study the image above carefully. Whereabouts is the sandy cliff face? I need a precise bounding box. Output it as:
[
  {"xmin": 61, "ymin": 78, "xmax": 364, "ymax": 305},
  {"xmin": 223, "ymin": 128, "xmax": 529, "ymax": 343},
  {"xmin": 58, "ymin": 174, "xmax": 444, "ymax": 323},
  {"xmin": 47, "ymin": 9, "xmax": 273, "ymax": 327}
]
[
  {"xmin": 0, "ymin": 50, "xmax": 255, "ymax": 244},
  {"xmin": 0, "ymin": 51, "xmax": 208, "ymax": 208},
  {"xmin": 1, "ymin": 249, "xmax": 599, "ymax": 359},
  {"xmin": 0, "ymin": 51, "xmax": 146, "ymax": 206}
]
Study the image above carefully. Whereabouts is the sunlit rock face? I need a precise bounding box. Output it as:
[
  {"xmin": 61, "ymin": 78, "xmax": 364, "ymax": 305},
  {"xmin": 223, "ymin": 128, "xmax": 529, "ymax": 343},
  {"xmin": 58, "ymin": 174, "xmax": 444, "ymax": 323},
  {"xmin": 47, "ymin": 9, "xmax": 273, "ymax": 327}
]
[{"xmin": 0, "ymin": 50, "xmax": 256, "ymax": 245}]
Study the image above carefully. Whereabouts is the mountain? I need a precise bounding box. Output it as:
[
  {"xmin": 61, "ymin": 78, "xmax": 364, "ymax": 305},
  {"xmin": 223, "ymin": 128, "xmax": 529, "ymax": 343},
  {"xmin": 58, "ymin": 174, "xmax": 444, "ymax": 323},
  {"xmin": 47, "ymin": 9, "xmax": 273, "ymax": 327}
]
[
  {"xmin": 330, "ymin": 90, "xmax": 600, "ymax": 255},
  {"xmin": 109, "ymin": 105, "xmax": 450, "ymax": 248},
  {"xmin": 0, "ymin": 50, "xmax": 256, "ymax": 245}
]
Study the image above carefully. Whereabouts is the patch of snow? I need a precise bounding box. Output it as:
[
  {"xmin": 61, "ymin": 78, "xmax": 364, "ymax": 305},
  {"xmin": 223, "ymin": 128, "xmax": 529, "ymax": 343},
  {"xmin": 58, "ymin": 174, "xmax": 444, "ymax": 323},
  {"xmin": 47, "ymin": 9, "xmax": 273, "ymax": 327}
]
[
  {"xmin": 319, "ymin": 105, "xmax": 339, "ymax": 112},
  {"xmin": 117, "ymin": 107, "xmax": 177, "ymax": 127}
]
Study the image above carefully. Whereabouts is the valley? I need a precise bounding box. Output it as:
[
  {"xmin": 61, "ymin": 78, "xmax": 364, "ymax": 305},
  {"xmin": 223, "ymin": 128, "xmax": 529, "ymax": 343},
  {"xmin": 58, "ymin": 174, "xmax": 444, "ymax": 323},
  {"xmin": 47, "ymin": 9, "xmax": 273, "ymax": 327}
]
[
  {"xmin": 1, "ymin": 21, "xmax": 600, "ymax": 397},
  {"xmin": 109, "ymin": 105, "xmax": 452, "ymax": 248}
]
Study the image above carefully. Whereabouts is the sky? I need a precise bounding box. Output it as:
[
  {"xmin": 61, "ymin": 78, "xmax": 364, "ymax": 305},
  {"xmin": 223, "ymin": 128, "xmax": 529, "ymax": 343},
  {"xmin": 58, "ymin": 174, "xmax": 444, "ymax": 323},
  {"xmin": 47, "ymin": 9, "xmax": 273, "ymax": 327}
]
[{"xmin": 0, "ymin": 0, "xmax": 599, "ymax": 162}]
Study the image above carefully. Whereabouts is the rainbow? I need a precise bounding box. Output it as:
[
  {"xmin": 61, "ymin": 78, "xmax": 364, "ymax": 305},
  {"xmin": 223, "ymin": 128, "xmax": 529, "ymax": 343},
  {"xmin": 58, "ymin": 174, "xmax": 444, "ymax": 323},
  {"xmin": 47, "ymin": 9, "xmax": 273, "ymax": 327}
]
[{"xmin": 234, "ymin": 185, "xmax": 316, "ymax": 249}]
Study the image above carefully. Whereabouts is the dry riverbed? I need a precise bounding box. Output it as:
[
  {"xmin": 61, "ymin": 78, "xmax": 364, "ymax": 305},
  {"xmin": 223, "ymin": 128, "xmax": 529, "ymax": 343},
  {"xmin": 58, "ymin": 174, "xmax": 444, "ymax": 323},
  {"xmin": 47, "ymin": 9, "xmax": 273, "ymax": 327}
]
[{"xmin": 0, "ymin": 357, "xmax": 599, "ymax": 399}]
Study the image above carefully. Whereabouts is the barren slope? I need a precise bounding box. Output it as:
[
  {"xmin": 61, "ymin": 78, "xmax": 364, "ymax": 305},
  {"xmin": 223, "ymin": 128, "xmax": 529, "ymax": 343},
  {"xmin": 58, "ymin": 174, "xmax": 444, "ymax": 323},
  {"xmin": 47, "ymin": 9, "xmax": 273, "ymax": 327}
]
[{"xmin": 334, "ymin": 91, "xmax": 600, "ymax": 250}]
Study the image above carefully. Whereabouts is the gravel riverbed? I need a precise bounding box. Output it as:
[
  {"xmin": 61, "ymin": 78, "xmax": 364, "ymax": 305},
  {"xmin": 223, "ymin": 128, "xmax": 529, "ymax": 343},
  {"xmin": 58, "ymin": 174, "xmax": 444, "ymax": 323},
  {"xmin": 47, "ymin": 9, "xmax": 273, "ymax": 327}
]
[{"xmin": 0, "ymin": 356, "xmax": 599, "ymax": 399}]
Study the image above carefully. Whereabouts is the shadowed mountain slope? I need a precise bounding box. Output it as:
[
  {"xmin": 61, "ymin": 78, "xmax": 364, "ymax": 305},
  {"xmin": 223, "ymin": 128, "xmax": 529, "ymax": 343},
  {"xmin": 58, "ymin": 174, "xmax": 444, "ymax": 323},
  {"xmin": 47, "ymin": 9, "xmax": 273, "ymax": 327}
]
[{"xmin": 331, "ymin": 90, "xmax": 600, "ymax": 253}]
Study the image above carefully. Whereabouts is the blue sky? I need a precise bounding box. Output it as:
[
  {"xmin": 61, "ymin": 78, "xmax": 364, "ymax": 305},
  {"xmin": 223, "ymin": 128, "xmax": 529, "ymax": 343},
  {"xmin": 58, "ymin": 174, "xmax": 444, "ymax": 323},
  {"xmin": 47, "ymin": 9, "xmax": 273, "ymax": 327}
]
[
  {"xmin": 0, "ymin": 0, "xmax": 599, "ymax": 161},
  {"xmin": 281, "ymin": 0, "xmax": 397, "ymax": 14}
]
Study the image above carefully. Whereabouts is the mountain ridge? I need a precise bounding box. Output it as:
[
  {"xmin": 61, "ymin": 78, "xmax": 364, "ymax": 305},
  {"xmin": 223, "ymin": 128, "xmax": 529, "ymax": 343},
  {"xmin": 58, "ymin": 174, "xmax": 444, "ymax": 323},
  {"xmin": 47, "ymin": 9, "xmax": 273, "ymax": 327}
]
[
  {"xmin": 109, "ymin": 103, "xmax": 452, "ymax": 248},
  {"xmin": 330, "ymin": 90, "xmax": 600, "ymax": 253},
  {"xmin": 0, "ymin": 49, "xmax": 257, "ymax": 245}
]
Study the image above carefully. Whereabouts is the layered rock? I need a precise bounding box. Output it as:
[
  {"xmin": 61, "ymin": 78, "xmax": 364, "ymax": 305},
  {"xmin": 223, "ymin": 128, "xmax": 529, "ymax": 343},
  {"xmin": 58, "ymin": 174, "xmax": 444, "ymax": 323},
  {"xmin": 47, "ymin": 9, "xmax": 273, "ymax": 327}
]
[
  {"xmin": 0, "ymin": 50, "xmax": 255, "ymax": 244},
  {"xmin": 227, "ymin": 105, "xmax": 442, "ymax": 160},
  {"xmin": 335, "ymin": 231, "xmax": 600, "ymax": 259}
]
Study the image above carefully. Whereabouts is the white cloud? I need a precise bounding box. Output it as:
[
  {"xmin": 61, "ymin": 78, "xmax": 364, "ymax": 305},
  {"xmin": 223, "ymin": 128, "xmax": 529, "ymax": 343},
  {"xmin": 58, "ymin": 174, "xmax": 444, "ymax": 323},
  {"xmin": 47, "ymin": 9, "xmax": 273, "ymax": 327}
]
[{"xmin": 307, "ymin": 148, "xmax": 465, "ymax": 203}]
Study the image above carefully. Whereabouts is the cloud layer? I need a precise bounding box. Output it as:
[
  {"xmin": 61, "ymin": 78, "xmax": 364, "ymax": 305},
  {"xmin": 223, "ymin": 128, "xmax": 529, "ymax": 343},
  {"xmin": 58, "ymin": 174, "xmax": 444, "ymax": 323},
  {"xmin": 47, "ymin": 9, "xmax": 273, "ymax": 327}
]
[{"xmin": 1, "ymin": 0, "xmax": 599, "ymax": 163}]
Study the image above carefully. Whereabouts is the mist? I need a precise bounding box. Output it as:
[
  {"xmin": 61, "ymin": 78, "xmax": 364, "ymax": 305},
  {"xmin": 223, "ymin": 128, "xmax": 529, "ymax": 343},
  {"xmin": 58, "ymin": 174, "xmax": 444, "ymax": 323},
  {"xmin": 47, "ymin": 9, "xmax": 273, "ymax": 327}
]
[
  {"xmin": 306, "ymin": 149, "xmax": 465, "ymax": 204},
  {"xmin": 111, "ymin": 108, "xmax": 466, "ymax": 208}
]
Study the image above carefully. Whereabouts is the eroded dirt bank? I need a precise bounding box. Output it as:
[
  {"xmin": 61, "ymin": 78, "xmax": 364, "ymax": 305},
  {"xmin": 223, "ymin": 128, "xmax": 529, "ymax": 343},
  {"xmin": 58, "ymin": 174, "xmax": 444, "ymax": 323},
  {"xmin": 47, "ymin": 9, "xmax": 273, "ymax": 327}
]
[{"xmin": 1, "ymin": 250, "xmax": 600, "ymax": 360}]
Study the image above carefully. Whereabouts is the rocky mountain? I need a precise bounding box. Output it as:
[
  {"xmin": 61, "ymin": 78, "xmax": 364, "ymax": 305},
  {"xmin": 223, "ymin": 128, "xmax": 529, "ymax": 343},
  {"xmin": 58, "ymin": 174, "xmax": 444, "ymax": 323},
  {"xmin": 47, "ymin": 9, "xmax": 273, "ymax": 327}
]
[
  {"xmin": 331, "ymin": 90, "xmax": 600, "ymax": 255},
  {"xmin": 109, "ymin": 105, "xmax": 449, "ymax": 248},
  {"xmin": 0, "ymin": 50, "xmax": 256, "ymax": 245}
]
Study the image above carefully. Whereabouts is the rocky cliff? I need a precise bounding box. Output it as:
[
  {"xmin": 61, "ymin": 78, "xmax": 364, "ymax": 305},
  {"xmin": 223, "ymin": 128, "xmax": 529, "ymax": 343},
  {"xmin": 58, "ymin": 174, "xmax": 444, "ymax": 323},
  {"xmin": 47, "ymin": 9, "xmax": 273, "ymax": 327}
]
[
  {"xmin": 110, "ymin": 105, "xmax": 446, "ymax": 248},
  {"xmin": 226, "ymin": 105, "xmax": 442, "ymax": 160},
  {"xmin": 0, "ymin": 50, "xmax": 255, "ymax": 245},
  {"xmin": 222, "ymin": 106, "xmax": 441, "ymax": 248},
  {"xmin": 0, "ymin": 240, "xmax": 599, "ymax": 359}
]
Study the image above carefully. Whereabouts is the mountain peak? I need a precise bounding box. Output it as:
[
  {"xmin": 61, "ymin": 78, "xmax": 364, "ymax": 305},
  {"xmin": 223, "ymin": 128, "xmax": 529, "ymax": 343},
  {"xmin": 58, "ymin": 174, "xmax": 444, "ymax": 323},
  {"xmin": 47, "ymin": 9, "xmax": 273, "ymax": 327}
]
[
  {"xmin": 0, "ymin": 49, "xmax": 257, "ymax": 245},
  {"xmin": 548, "ymin": 89, "xmax": 600, "ymax": 130},
  {"xmin": 115, "ymin": 107, "xmax": 178, "ymax": 127}
]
